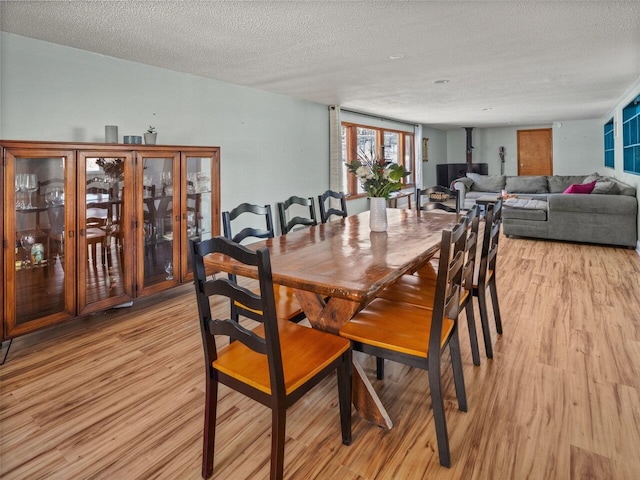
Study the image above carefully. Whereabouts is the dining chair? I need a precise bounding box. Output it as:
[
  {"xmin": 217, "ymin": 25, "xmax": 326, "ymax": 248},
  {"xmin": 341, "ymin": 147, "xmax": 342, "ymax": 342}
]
[
  {"xmin": 276, "ymin": 195, "xmax": 317, "ymax": 234},
  {"xmin": 417, "ymin": 186, "xmax": 460, "ymax": 213},
  {"xmin": 378, "ymin": 205, "xmax": 482, "ymax": 366},
  {"xmin": 339, "ymin": 218, "xmax": 469, "ymax": 468},
  {"xmin": 318, "ymin": 190, "xmax": 348, "ymax": 223},
  {"xmin": 191, "ymin": 236, "xmax": 352, "ymax": 480},
  {"xmin": 85, "ymin": 216, "xmax": 107, "ymax": 266},
  {"xmin": 222, "ymin": 202, "xmax": 306, "ymax": 323},
  {"xmin": 473, "ymin": 199, "xmax": 503, "ymax": 359},
  {"xmin": 86, "ymin": 177, "xmax": 123, "ymax": 266}
]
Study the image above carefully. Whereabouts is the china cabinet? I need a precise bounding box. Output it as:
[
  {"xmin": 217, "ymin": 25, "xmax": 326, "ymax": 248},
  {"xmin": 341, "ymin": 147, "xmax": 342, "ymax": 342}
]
[{"xmin": 2, "ymin": 141, "xmax": 220, "ymax": 342}]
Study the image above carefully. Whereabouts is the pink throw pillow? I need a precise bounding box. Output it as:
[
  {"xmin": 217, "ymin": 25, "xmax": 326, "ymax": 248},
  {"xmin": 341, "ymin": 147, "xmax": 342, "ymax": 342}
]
[{"xmin": 564, "ymin": 180, "xmax": 596, "ymax": 194}]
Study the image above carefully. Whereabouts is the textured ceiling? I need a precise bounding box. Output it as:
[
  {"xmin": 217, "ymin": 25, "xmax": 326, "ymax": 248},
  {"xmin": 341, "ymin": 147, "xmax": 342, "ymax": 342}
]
[{"xmin": 1, "ymin": 1, "xmax": 639, "ymax": 129}]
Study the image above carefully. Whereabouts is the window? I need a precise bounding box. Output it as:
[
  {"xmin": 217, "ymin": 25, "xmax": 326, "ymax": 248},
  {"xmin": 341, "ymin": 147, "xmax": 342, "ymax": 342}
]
[
  {"xmin": 341, "ymin": 122, "xmax": 415, "ymax": 196},
  {"xmin": 604, "ymin": 118, "xmax": 614, "ymax": 168},
  {"xmin": 623, "ymin": 95, "xmax": 640, "ymax": 174}
]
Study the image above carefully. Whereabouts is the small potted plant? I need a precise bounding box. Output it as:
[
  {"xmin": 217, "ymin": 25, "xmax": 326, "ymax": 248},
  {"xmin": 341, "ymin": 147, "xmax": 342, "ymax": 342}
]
[{"xmin": 144, "ymin": 126, "xmax": 157, "ymax": 145}]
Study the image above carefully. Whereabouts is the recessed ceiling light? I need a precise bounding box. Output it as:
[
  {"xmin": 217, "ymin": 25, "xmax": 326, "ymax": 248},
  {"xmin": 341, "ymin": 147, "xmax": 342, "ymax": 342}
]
[
  {"xmin": 482, "ymin": 107, "xmax": 493, "ymax": 111},
  {"xmin": 389, "ymin": 53, "xmax": 405, "ymax": 60},
  {"xmin": 433, "ymin": 79, "xmax": 450, "ymax": 84}
]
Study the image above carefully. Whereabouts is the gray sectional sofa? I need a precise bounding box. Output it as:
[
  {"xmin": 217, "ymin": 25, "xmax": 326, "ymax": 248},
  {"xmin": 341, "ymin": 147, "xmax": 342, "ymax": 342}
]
[{"xmin": 453, "ymin": 173, "xmax": 638, "ymax": 247}]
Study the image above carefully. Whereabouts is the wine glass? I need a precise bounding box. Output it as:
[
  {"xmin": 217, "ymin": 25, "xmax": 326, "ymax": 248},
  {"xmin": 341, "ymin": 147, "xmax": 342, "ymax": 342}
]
[
  {"xmin": 161, "ymin": 171, "xmax": 172, "ymax": 195},
  {"xmin": 187, "ymin": 172, "xmax": 197, "ymax": 194},
  {"xmin": 15, "ymin": 173, "xmax": 25, "ymax": 208},
  {"xmin": 143, "ymin": 175, "xmax": 153, "ymax": 197},
  {"xmin": 20, "ymin": 233, "xmax": 35, "ymax": 267},
  {"xmin": 45, "ymin": 187, "xmax": 62, "ymax": 206},
  {"xmin": 52, "ymin": 187, "xmax": 64, "ymax": 205},
  {"xmin": 24, "ymin": 174, "xmax": 38, "ymax": 208},
  {"xmin": 164, "ymin": 260, "xmax": 174, "ymax": 280}
]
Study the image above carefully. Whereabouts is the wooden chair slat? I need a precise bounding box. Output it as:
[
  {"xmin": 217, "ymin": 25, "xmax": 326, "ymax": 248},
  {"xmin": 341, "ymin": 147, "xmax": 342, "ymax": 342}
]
[{"xmin": 318, "ymin": 190, "xmax": 348, "ymax": 223}]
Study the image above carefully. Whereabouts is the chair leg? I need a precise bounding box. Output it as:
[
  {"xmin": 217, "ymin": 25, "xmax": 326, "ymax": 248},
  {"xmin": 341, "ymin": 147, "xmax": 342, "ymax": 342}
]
[
  {"xmin": 476, "ymin": 286, "xmax": 494, "ymax": 359},
  {"xmin": 102, "ymin": 238, "xmax": 108, "ymax": 266},
  {"xmin": 464, "ymin": 301, "xmax": 481, "ymax": 366},
  {"xmin": 489, "ymin": 278, "xmax": 503, "ymax": 335},
  {"xmin": 0, "ymin": 339, "xmax": 13, "ymax": 365},
  {"xmin": 337, "ymin": 349, "xmax": 353, "ymax": 445},
  {"xmin": 230, "ymin": 301, "xmax": 239, "ymax": 323},
  {"xmin": 202, "ymin": 369, "xmax": 218, "ymax": 479},
  {"xmin": 376, "ymin": 357, "xmax": 385, "ymax": 380},
  {"xmin": 270, "ymin": 405, "xmax": 286, "ymax": 480},
  {"xmin": 90, "ymin": 243, "xmax": 97, "ymax": 266},
  {"xmin": 448, "ymin": 330, "xmax": 467, "ymax": 412},
  {"xmin": 428, "ymin": 355, "xmax": 451, "ymax": 468}
]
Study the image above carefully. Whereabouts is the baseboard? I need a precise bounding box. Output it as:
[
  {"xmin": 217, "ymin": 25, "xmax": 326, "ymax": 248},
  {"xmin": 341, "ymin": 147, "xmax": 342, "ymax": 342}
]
[{"xmin": 636, "ymin": 240, "xmax": 640, "ymax": 255}]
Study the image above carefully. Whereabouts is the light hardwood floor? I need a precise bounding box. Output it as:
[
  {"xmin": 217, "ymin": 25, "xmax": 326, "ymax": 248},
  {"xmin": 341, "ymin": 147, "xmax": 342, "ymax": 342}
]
[{"xmin": 2, "ymin": 234, "xmax": 640, "ymax": 479}]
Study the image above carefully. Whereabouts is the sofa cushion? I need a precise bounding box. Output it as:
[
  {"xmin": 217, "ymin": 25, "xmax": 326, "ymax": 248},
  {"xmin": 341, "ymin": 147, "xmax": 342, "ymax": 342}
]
[
  {"xmin": 547, "ymin": 175, "xmax": 588, "ymax": 193},
  {"xmin": 583, "ymin": 173, "xmax": 600, "ymax": 184},
  {"xmin": 597, "ymin": 176, "xmax": 636, "ymax": 196},
  {"xmin": 505, "ymin": 176, "xmax": 548, "ymax": 194},
  {"xmin": 503, "ymin": 198, "xmax": 548, "ymax": 221},
  {"xmin": 564, "ymin": 180, "xmax": 596, "ymax": 194},
  {"xmin": 591, "ymin": 181, "xmax": 620, "ymax": 195},
  {"xmin": 465, "ymin": 191, "xmax": 495, "ymax": 200},
  {"xmin": 466, "ymin": 173, "xmax": 505, "ymax": 192},
  {"xmin": 548, "ymin": 193, "xmax": 637, "ymax": 215}
]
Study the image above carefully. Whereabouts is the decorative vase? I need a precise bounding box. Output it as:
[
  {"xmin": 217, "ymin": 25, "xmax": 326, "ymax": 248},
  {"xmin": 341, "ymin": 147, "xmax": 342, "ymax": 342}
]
[
  {"xmin": 144, "ymin": 132, "xmax": 157, "ymax": 145},
  {"xmin": 105, "ymin": 125, "xmax": 118, "ymax": 143},
  {"xmin": 369, "ymin": 197, "xmax": 388, "ymax": 232}
]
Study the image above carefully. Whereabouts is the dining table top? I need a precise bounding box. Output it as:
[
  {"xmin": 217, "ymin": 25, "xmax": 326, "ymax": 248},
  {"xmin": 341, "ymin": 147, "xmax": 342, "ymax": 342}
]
[{"xmin": 205, "ymin": 208, "xmax": 462, "ymax": 304}]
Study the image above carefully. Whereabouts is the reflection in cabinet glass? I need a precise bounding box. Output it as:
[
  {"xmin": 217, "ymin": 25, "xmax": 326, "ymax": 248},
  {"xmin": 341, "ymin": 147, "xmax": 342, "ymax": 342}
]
[
  {"xmin": 4, "ymin": 147, "xmax": 76, "ymax": 338},
  {"xmin": 79, "ymin": 154, "xmax": 134, "ymax": 313},
  {"xmin": 184, "ymin": 155, "xmax": 214, "ymax": 279},
  {"xmin": 139, "ymin": 153, "xmax": 180, "ymax": 293},
  {"xmin": 15, "ymin": 158, "xmax": 65, "ymax": 321}
]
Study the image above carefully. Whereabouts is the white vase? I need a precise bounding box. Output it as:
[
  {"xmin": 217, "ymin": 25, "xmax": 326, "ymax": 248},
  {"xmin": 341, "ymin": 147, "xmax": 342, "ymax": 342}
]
[
  {"xmin": 369, "ymin": 197, "xmax": 388, "ymax": 232},
  {"xmin": 144, "ymin": 132, "xmax": 157, "ymax": 145}
]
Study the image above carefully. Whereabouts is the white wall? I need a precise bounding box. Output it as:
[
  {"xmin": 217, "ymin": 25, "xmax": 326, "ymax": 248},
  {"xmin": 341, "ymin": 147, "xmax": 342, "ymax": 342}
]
[
  {"xmin": 444, "ymin": 122, "xmax": 602, "ymax": 176},
  {"xmin": 550, "ymin": 119, "xmax": 603, "ymax": 175},
  {"xmin": 446, "ymin": 126, "xmax": 532, "ymax": 175},
  {"xmin": 421, "ymin": 126, "xmax": 447, "ymax": 188},
  {"xmin": 0, "ymin": 33, "xmax": 330, "ymax": 221}
]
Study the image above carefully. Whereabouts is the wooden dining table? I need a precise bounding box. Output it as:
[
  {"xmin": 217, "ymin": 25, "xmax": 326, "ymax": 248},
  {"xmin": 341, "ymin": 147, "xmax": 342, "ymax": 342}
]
[{"xmin": 204, "ymin": 207, "xmax": 461, "ymax": 429}]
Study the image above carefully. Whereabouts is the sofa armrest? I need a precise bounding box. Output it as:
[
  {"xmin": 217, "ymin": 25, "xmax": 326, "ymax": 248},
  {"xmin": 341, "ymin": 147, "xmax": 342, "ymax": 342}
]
[{"xmin": 452, "ymin": 180, "xmax": 469, "ymax": 209}]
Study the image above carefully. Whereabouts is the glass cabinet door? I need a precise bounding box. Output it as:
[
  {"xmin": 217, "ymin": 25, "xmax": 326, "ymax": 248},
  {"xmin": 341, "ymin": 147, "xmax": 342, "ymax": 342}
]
[
  {"xmin": 136, "ymin": 151, "xmax": 181, "ymax": 296},
  {"xmin": 77, "ymin": 151, "xmax": 134, "ymax": 314},
  {"xmin": 4, "ymin": 148, "xmax": 76, "ymax": 337},
  {"xmin": 181, "ymin": 151, "xmax": 220, "ymax": 281}
]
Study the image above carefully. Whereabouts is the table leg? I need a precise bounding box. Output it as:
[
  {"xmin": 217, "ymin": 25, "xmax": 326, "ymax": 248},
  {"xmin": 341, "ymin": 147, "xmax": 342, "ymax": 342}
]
[
  {"xmin": 295, "ymin": 291, "xmax": 393, "ymax": 429},
  {"xmin": 352, "ymin": 360, "xmax": 393, "ymax": 428}
]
